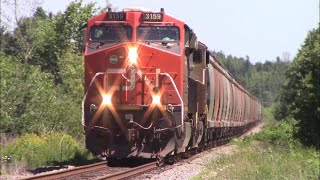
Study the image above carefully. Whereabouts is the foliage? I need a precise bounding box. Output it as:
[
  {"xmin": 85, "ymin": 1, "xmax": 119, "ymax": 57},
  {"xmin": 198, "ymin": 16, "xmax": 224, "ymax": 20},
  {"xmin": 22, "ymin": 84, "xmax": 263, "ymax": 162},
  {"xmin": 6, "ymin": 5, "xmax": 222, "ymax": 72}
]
[
  {"xmin": 1, "ymin": 1, "xmax": 96, "ymax": 81},
  {"xmin": 254, "ymin": 117, "xmax": 300, "ymax": 148},
  {"xmin": 0, "ymin": 1, "xmax": 96, "ymax": 137},
  {"xmin": 54, "ymin": 0, "xmax": 96, "ymax": 53},
  {"xmin": 275, "ymin": 27, "xmax": 320, "ymax": 148},
  {"xmin": 193, "ymin": 141, "xmax": 320, "ymax": 180},
  {"xmin": 0, "ymin": 133, "xmax": 95, "ymax": 170},
  {"xmin": 0, "ymin": 53, "xmax": 84, "ymax": 136},
  {"xmin": 215, "ymin": 51, "xmax": 290, "ymax": 107},
  {"xmin": 0, "ymin": 0, "xmax": 104, "ymax": 172},
  {"xmin": 1, "ymin": 53, "xmax": 55, "ymax": 134},
  {"xmin": 261, "ymin": 105, "xmax": 276, "ymax": 125},
  {"xmin": 57, "ymin": 51, "xmax": 84, "ymax": 104}
]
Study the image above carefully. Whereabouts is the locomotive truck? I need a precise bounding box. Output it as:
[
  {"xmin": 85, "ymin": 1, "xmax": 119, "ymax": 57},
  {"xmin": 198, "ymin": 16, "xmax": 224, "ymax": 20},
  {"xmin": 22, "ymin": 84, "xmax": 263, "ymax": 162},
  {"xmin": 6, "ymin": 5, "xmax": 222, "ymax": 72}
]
[{"xmin": 82, "ymin": 7, "xmax": 261, "ymax": 161}]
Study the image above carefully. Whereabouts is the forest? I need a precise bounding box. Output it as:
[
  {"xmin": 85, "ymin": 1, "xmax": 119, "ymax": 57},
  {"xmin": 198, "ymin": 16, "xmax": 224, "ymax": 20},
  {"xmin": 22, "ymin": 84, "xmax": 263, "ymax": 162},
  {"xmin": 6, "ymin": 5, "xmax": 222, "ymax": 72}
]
[{"xmin": 0, "ymin": 0, "xmax": 319, "ymax": 175}]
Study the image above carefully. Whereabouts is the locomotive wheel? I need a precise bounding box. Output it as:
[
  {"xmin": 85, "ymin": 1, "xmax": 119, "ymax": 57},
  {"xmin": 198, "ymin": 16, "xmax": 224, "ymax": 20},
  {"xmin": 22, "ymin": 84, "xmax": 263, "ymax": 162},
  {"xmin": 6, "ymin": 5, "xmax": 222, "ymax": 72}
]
[
  {"xmin": 107, "ymin": 158, "xmax": 118, "ymax": 166},
  {"xmin": 181, "ymin": 152, "xmax": 190, "ymax": 159},
  {"xmin": 164, "ymin": 156, "xmax": 175, "ymax": 165},
  {"xmin": 197, "ymin": 146, "xmax": 205, "ymax": 153}
]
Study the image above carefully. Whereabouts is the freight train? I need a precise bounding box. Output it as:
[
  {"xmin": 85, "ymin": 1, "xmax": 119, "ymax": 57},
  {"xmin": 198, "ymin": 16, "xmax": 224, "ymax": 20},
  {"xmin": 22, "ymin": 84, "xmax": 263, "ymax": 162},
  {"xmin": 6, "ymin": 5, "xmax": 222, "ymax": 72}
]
[{"xmin": 82, "ymin": 7, "xmax": 262, "ymax": 161}]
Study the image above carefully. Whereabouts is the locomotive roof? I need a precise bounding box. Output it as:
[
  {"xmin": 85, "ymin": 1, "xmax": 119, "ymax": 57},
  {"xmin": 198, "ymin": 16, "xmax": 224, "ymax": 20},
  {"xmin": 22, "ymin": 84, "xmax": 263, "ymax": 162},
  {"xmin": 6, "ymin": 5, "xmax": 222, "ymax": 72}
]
[{"xmin": 123, "ymin": 7, "xmax": 150, "ymax": 12}]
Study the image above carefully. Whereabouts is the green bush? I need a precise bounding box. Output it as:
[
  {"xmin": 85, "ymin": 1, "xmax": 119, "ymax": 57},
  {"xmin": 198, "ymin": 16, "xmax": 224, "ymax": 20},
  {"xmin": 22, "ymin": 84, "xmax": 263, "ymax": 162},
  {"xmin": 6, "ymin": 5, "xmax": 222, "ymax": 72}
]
[
  {"xmin": 1, "ymin": 132, "xmax": 93, "ymax": 169},
  {"xmin": 0, "ymin": 53, "xmax": 84, "ymax": 137},
  {"xmin": 261, "ymin": 105, "xmax": 276, "ymax": 124},
  {"xmin": 254, "ymin": 117, "xmax": 300, "ymax": 147}
]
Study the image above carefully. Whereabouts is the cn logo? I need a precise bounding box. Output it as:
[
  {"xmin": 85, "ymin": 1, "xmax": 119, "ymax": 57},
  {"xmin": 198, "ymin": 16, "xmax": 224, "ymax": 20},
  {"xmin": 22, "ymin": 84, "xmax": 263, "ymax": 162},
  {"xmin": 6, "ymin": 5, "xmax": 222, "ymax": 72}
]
[{"xmin": 106, "ymin": 68, "xmax": 159, "ymax": 91}]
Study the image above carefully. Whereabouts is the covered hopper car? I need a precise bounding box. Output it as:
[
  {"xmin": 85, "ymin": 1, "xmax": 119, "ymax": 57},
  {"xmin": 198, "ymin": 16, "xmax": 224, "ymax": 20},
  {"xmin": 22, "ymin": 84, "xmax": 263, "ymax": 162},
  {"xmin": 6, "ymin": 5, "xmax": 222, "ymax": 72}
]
[{"xmin": 82, "ymin": 7, "xmax": 262, "ymax": 160}]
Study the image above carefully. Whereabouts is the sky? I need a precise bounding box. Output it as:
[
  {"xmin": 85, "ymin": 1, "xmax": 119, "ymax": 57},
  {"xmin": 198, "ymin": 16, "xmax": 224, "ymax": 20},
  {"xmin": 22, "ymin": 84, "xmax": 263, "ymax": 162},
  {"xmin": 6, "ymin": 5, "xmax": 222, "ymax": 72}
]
[{"xmin": 26, "ymin": 0, "xmax": 320, "ymax": 63}]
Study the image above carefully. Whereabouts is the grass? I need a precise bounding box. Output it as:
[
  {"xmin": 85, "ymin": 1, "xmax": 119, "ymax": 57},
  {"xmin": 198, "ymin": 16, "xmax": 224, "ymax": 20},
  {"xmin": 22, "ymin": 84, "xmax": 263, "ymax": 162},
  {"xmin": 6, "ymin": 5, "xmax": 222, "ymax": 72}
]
[
  {"xmin": 261, "ymin": 105, "xmax": 276, "ymax": 125},
  {"xmin": 193, "ymin": 140, "xmax": 319, "ymax": 180},
  {"xmin": 193, "ymin": 105, "xmax": 320, "ymax": 180},
  {"xmin": 0, "ymin": 132, "xmax": 99, "ymax": 176}
]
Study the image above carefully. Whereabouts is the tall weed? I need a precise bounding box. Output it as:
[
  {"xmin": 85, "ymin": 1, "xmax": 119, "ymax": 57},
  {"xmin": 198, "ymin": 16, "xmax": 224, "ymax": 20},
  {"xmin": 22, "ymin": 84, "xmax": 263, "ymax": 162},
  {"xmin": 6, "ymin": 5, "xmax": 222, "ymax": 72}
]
[
  {"xmin": 261, "ymin": 105, "xmax": 276, "ymax": 125},
  {"xmin": 193, "ymin": 142, "xmax": 319, "ymax": 180},
  {"xmin": 254, "ymin": 117, "xmax": 300, "ymax": 147},
  {"xmin": 1, "ymin": 132, "xmax": 94, "ymax": 170}
]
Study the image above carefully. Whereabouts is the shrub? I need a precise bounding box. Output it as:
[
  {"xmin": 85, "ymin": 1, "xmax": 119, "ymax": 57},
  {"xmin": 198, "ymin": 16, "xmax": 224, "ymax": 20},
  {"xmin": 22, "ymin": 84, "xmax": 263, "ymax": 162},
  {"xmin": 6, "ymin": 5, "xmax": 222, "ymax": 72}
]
[
  {"xmin": 0, "ymin": 53, "xmax": 84, "ymax": 138},
  {"xmin": 254, "ymin": 117, "xmax": 300, "ymax": 147},
  {"xmin": 261, "ymin": 105, "xmax": 276, "ymax": 125},
  {"xmin": 1, "ymin": 132, "xmax": 92, "ymax": 170}
]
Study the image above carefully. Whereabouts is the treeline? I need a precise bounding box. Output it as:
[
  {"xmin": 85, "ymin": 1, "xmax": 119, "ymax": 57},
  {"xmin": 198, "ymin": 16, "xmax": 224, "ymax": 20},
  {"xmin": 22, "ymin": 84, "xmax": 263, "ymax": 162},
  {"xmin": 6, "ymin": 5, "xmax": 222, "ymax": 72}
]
[
  {"xmin": 1, "ymin": 1, "xmax": 97, "ymax": 137},
  {"xmin": 214, "ymin": 51, "xmax": 290, "ymax": 107}
]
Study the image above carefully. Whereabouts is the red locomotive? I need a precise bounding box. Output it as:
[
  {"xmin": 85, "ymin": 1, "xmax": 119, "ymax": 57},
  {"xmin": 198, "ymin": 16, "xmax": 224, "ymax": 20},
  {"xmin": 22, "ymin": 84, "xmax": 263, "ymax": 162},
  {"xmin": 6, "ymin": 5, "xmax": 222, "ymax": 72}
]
[{"xmin": 82, "ymin": 8, "xmax": 261, "ymax": 160}]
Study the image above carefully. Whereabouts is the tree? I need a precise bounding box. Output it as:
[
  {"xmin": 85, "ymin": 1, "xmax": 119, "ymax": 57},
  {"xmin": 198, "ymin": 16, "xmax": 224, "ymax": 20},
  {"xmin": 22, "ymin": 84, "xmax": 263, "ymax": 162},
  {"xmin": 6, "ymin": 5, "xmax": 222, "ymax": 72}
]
[
  {"xmin": 40, "ymin": 0, "xmax": 96, "ymax": 82},
  {"xmin": 34, "ymin": 7, "xmax": 47, "ymax": 19},
  {"xmin": 0, "ymin": 1, "xmax": 98, "ymax": 137},
  {"xmin": 54, "ymin": 0, "xmax": 96, "ymax": 53},
  {"xmin": 275, "ymin": 27, "xmax": 320, "ymax": 148},
  {"xmin": 0, "ymin": 53, "xmax": 84, "ymax": 137}
]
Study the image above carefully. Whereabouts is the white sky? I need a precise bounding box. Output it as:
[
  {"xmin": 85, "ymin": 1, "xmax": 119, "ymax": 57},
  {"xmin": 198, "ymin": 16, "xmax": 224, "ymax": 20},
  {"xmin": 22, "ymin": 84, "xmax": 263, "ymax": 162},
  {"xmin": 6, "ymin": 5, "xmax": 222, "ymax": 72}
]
[{"xmin": 3, "ymin": 0, "xmax": 320, "ymax": 63}]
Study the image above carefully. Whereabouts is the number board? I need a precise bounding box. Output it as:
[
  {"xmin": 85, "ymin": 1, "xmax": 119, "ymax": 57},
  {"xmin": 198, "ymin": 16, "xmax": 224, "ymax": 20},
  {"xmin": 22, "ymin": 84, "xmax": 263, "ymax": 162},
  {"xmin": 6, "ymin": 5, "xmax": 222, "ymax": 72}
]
[
  {"xmin": 107, "ymin": 12, "xmax": 126, "ymax": 21},
  {"xmin": 143, "ymin": 13, "xmax": 163, "ymax": 22}
]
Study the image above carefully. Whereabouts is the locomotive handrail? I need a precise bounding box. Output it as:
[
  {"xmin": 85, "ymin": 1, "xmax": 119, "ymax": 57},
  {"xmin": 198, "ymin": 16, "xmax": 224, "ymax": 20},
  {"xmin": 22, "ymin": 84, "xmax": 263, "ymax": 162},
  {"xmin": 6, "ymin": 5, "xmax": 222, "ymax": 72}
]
[
  {"xmin": 160, "ymin": 72, "xmax": 184, "ymax": 130},
  {"xmin": 155, "ymin": 125, "xmax": 182, "ymax": 132},
  {"xmin": 82, "ymin": 72, "xmax": 105, "ymax": 126},
  {"xmin": 82, "ymin": 70, "xmax": 140, "ymax": 126},
  {"xmin": 94, "ymin": 21, "xmax": 128, "ymax": 24},
  {"xmin": 127, "ymin": 121, "xmax": 153, "ymax": 130},
  {"xmin": 140, "ymin": 22, "xmax": 175, "ymax": 25}
]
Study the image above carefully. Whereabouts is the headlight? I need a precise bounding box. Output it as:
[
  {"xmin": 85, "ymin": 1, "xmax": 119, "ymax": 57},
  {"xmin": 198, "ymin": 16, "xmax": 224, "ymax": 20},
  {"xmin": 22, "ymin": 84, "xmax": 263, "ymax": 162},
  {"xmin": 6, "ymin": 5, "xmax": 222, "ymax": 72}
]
[
  {"xmin": 102, "ymin": 94, "xmax": 112, "ymax": 105},
  {"xmin": 152, "ymin": 95, "xmax": 161, "ymax": 105},
  {"xmin": 128, "ymin": 47, "xmax": 138, "ymax": 65}
]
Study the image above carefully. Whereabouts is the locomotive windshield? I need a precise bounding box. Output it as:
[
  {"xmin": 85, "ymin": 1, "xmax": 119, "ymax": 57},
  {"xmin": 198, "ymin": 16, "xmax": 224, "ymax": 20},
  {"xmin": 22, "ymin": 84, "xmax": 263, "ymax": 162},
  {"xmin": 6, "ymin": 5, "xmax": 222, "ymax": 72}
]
[
  {"xmin": 137, "ymin": 26, "xmax": 180, "ymax": 42},
  {"xmin": 90, "ymin": 25, "xmax": 133, "ymax": 42}
]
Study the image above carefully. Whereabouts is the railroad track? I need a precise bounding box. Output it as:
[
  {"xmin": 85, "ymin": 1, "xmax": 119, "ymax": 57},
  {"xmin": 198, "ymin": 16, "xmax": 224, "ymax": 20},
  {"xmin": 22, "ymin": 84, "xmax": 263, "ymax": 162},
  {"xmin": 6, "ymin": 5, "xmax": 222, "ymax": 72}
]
[
  {"xmin": 22, "ymin": 161, "xmax": 108, "ymax": 180},
  {"xmin": 22, "ymin": 161, "xmax": 157, "ymax": 180},
  {"xmin": 96, "ymin": 162, "xmax": 157, "ymax": 180}
]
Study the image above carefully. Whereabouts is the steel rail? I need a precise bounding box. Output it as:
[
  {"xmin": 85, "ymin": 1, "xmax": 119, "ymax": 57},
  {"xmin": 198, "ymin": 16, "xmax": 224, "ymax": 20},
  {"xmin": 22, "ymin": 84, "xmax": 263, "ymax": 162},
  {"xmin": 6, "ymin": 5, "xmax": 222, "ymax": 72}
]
[
  {"xmin": 22, "ymin": 161, "xmax": 108, "ymax": 180},
  {"xmin": 95, "ymin": 162, "xmax": 158, "ymax": 180}
]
